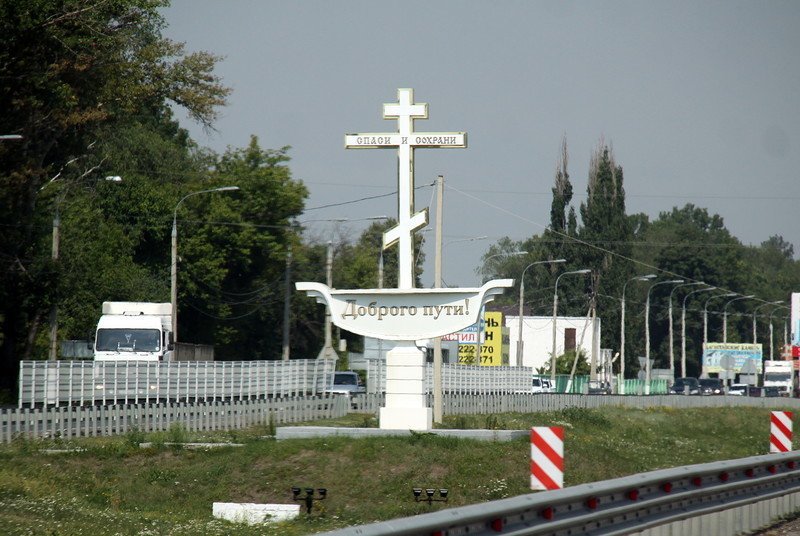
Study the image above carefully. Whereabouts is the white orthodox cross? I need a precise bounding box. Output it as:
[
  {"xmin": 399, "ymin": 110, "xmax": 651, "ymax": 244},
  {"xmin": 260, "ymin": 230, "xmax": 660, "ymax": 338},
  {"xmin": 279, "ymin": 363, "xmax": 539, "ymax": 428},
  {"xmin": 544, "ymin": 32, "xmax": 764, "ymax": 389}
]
[{"xmin": 345, "ymin": 88, "xmax": 466, "ymax": 289}]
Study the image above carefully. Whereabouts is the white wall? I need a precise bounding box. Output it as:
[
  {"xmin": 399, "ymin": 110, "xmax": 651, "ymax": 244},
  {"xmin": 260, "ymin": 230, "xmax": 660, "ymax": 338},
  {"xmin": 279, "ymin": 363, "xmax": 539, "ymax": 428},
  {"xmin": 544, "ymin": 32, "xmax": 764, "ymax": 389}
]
[{"xmin": 504, "ymin": 315, "xmax": 601, "ymax": 372}]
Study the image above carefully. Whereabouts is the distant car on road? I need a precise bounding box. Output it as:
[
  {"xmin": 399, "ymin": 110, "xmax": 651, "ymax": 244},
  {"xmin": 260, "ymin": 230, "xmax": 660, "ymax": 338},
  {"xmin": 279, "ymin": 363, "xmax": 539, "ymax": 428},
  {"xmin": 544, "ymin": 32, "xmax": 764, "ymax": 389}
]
[
  {"xmin": 320, "ymin": 371, "xmax": 365, "ymax": 396},
  {"xmin": 669, "ymin": 377, "xmax": 701, "ymax": 395},
  {"xmin": 728, "ymin": 384, "xmax": 748, "ymax": 396},
  {"xmin": 699, "ymin": 378, "xmax": 725, "ymax": 395},
  {"xmin": 587, "ymin": 380, "xmax": 612, "ymax": 395},
  {"xmin": 530, "ymin": 377, "xmax": 554, "ymax": 393},
  {"xmin": 744, "ymin": 386, "xmax": 783, "ymax": 397}
]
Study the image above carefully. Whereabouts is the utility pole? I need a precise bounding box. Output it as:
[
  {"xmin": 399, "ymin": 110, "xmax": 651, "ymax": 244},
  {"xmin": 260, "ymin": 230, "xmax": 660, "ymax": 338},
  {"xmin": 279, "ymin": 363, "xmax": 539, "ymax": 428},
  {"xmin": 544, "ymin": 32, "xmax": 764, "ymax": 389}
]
[
  {"xmin": 433, "ymin": 175, "xmax": 444, "ymax": 423},
  {"xmin": 318, "ymin": 240, "xmax": 337, "ymax": 361},
  {"xmin": 49, "ymin": 207, "xmax": 60, "ymax": 361},
  {"xmin": 282, "ymin": 247, "xmax": 292, "ymax": 361}
]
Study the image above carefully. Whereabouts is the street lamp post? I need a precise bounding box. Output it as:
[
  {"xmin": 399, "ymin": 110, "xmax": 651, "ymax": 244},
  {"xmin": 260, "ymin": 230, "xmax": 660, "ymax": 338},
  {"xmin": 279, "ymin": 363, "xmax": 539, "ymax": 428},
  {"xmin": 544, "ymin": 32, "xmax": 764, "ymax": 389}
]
[
  {"xmin": 681, "ymin": 286, "xmax": 716, "ymax": 377},
  {"xmin": 551, "ymin": 269, "xmax": 591, "ymax": 387},
  {"xmin": 703, "ymin": 293, "xmax": 736, "ymax": 345},
  {"xmin": 619, "ymin": 274, "xmax": 656, "ymax": 394},
  {"xmin": 668, "ymin": 282, "xmax": 703, "ymax": 376},
  {"xmin": 644, "ymin": 279, "xmax": 683, "ymax": 394},
  {"xmin": 753, "ymin": 300, "xmax": 784, "ymax": 344},
  {"xmin": 723, "ymin": 295, "xmax": 756, "ymax": 344},
  {"xmin": 769, "ymin": 306, "xmax": 791, "ymax": 360},
  {"xmin": 516, "ymin": 259, "xmax": 566, "ymax": 366},
  {"xmin": 171, "ymin": 186, "xmax": 239, "ymax": 342}
]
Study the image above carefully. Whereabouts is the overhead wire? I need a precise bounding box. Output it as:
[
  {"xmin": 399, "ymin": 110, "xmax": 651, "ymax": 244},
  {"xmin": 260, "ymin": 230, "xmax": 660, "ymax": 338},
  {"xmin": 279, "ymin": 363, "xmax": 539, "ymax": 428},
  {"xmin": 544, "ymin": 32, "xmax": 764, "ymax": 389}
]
[{"xmin": 442, "ymin": 182, "xmax": 777, "ymax": 305}]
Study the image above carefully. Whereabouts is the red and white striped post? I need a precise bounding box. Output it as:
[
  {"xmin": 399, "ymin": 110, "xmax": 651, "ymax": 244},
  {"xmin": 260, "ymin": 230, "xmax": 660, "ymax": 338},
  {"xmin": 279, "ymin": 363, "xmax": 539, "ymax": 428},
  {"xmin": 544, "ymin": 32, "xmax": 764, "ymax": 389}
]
[
  {"xmin": 770, "ymin": 411, "xmax": 793, "ymax": 453},
  {"xmin": 531, "ymin": 427, "xmax": 564, "ymax": 490}
]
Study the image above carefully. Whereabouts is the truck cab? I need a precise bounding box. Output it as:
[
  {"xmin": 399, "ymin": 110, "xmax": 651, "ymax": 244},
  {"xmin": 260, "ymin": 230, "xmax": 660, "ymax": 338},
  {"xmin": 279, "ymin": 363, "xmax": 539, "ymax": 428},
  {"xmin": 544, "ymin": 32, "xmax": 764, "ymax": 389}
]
[{"xmin": 93, "ymin": 302, "xmax": 173, "ymax": 361}]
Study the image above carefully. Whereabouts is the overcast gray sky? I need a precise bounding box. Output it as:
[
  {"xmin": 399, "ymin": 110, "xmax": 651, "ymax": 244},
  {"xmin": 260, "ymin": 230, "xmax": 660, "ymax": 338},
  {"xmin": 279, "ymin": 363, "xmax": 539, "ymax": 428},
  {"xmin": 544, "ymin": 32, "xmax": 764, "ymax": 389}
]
[{"xmin": 162, "ymin": 1, "xmax": 800, "ymax": 288}]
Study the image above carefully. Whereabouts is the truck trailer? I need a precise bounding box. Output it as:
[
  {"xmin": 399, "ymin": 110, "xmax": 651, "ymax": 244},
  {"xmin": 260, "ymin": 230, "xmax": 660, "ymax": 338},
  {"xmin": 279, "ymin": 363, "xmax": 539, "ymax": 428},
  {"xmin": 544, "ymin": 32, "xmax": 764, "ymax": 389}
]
[{"xmin": 763, "ymin": 359, "xmax": 794, "ymax": 397}]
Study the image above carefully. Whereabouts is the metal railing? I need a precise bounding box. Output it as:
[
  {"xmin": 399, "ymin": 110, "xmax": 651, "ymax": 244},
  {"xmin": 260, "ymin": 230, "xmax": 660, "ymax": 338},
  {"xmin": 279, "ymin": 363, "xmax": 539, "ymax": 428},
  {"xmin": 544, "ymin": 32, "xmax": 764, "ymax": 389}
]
[
  {"xmin": 317, "ymin": 450, "xmax": 800, "ymax": 536},
  {"xmin": 1, "ymin": 395, "xmax": 350, "ymax": 442},
  {"xmin": 19, "ymin": 359, "xmax": 800, "ymax": 413},
  {"xmin": 18, "ymin": 359, "xmax": 335, "ymax": 407},
  {"xmin": 7, "ymin": 392, "xmax": 800, "ymax": 443}
]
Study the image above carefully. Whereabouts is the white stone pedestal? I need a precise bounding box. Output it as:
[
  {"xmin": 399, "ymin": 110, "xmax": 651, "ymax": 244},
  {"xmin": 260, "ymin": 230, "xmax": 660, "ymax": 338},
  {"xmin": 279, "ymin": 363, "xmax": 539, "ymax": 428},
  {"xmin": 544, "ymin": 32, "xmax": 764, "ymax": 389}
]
[{"xmin": 379, "ymin": 341, "xmax": 432, "ymax": 430}]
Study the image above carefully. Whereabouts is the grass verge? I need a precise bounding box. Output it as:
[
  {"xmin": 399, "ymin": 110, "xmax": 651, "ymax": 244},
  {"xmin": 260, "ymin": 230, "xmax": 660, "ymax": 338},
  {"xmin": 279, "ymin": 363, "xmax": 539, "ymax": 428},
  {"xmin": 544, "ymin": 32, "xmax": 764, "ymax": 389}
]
[{"xmin": 0, "ymin": 405, "xmax": 783, "ymax": 535}]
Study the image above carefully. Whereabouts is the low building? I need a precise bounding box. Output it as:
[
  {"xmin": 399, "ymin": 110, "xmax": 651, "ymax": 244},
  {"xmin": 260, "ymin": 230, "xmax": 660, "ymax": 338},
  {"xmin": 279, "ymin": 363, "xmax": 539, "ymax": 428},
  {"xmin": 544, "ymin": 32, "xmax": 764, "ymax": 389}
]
[{"xmin": 504, "ymin": 314, "xmax": 601, "ymax": 372}]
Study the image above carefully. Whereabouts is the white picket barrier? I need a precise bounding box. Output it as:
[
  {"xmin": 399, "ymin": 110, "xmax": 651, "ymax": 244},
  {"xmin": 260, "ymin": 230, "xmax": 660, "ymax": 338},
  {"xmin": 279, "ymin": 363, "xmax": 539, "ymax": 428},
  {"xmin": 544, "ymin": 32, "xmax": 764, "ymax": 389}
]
[{"xmin": 18, "ymin": 359, "xmax": 335, "ymax": 407}]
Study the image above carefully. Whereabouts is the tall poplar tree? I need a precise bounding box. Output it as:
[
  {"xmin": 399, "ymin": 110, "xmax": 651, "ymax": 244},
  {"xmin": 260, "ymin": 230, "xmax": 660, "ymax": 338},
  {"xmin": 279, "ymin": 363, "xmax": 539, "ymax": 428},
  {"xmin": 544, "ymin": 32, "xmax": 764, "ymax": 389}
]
[
  {"xmin": 577, "ymin": 142, "xmax": 633, "ymax": 355},
  {"xmin": 545, "ymin": 136, "xmax": 577, "ymax": 263}
]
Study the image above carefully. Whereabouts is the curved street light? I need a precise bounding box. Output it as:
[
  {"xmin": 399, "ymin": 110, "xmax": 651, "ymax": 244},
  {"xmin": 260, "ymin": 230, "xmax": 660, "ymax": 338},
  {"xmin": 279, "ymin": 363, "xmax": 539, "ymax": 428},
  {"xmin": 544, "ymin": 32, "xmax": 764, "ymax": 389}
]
[
  {"xmin": 769, "ymin": 306, "xmax": 791, "ymax": 360},
  {"xmin": 668, "ymin": 282, "xmax": 704, "ymax": 376},
  {"xmin": 644, "ymin": 279, "xmax": 683, "ymax": 394},
  {"xmin": 619, "ymin": 274, "xmax": 656, "ymax": 393},
  {"xmin": 551, "ymin": 269, "xmax": 591, "ymax": 386},
  {"xmin": 753, "ymin": 300, "xmax": 784, "ymax": 344},
  {"xmin": 703, "ymin": 293, "xmax": 737, "ymax": 345},
  {"xmin": 516, "ymin": 259, "xmax": 566, "ymax": 366},
  {"xmin": 171, "ymin": 186, "xmax": 240, "ymax": 341},
  {"xmin": 681, "ymin": 286, "xmax": 716, "ymax": 377},
  {"xmin": 723, "ymin": 295, "xmax": 756, "ymax": 344}
]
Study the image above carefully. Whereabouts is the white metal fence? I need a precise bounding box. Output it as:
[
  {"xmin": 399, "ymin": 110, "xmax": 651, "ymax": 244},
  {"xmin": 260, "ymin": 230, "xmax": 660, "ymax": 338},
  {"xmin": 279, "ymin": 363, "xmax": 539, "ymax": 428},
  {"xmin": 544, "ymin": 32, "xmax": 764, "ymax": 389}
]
[
  {"xmin": 20, "ymin": 358, "xmax": 793, "ymax": 408},
  {"xmin": 366, "ymin": 361, "xmax": 535, "ymax": 394},
  {"xmin": 18, "ymin": 359, "xmax": 336, "ymax": 407},
  {"xmin": 1, "ymin": 395, "xmax": 350, "ymax": 442},
  {"xmin": 6, "ymin": 392, "xmax": 800, "ymax": 443}
]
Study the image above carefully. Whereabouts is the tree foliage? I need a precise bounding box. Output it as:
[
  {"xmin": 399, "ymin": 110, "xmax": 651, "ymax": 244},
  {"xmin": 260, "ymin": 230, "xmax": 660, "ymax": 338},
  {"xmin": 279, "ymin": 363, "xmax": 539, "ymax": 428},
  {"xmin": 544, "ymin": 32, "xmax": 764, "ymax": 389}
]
[
  {"xmin": 481, "ymin": 140, "xmax": 800, "ymax": 379},
  {"xmin": 0, "ymin": 0, "xmax": 231, "ymax": 391}
]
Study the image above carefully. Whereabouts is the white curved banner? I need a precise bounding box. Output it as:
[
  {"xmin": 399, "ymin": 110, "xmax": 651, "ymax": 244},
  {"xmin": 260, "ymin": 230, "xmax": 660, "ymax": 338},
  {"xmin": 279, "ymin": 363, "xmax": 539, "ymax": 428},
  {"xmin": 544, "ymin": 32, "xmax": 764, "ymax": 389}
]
[{"xmin": 296, "ymin": 280, "xmax": 513, "ymax": 341}]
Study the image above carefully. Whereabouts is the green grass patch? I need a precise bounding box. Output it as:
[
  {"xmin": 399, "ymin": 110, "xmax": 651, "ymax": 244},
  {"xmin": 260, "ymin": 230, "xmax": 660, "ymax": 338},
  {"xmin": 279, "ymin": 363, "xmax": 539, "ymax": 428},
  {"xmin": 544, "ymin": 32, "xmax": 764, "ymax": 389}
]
[{"xmin": 0, "ymin": 406, "xmax": 781, "ymax": 535}]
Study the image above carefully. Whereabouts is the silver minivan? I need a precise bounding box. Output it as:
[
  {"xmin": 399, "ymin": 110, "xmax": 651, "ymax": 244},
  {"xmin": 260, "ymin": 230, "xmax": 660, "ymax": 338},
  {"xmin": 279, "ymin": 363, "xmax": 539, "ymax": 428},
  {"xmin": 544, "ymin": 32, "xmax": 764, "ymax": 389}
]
[{"xmin": 321, "ymin": 371, "xmax": 365, "ymax": 396}]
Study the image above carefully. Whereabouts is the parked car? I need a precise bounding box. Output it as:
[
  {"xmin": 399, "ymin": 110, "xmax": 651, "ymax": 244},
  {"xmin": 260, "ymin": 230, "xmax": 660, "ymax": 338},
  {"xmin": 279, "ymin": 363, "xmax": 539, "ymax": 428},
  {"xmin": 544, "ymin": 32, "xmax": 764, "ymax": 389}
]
[
  {"xmin": 744, "ymin": 386, "xmax": 781, "ymax": 397},
  {"xmin": 530, "ymin": 377, "xmax": 554, "ymax": 393},
  {"xmin": 320, "ymin": 371, "xmax": 365, "ymax": 396},
  {"xmin": 698, "ymin": 378, "xmax": 725, "ymax": 395},
  {"xmin": 587, "ymin": 380, "xmax": 612, "ymax": 395},
  {"xmin": 668, "ymin": 377, "xmax": 701, "ymax": 395},
  {"xmin": 728, "ymin": 383, "xmax": 748, "ymax": 396}
]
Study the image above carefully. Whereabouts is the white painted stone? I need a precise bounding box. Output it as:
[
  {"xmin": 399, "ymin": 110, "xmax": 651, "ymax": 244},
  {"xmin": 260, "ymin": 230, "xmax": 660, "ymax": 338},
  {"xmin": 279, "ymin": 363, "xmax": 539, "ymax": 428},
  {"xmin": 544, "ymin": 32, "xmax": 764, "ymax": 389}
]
[
  {"xmin": 380, "ymin": 406, "xmax": 433, "ymax": 430},
  {"xmin": 386, "ymin": 364, "xmax": 425, "ymax": 381},
  {"xmin": 212, "ymin": 502, "xmax": 300, "ymax": 525},
  {"xmin": 379, "ymin": 342, "xmax": 432, "ymax": 430},
  {"xmin": 385, "ymin": 393, "xmax": 427, "ymax": 407}
]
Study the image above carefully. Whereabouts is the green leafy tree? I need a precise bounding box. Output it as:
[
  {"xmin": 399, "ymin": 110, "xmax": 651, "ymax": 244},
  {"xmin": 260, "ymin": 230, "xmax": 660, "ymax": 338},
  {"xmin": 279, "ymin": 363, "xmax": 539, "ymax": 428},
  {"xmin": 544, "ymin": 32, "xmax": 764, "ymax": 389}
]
[
  {"xmin": 176, "ymin": 138, "xmax": 307, "ymax": 360},
  {"xmin": 640, "ymin": 204, "xmax": 749, "ymax": 374},
  {"xmin": 537, "ymin": 350, "xmax": 590, "ymax": 375},
  {"xmin": 544, "ymin": 136, "xmax": 578, "ymax": 264},
  {"xmin": 0, "ymin": 0, "xmax": 230, "ymax": 393},
  {"xmin": 576, "ymin": 142, "xmax": 633, "ymax": 364}
]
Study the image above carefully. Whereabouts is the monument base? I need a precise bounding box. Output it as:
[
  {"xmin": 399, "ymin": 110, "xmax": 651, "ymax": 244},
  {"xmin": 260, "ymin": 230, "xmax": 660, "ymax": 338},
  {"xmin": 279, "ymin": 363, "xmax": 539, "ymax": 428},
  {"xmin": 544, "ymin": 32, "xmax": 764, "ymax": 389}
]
[
  {"xmin": 380, "ymin": 406, "xmax": 432, "ymax": 430},
  {"xmin": 379, "ymin": 340, "xmax": 432, "ymax": 431}
]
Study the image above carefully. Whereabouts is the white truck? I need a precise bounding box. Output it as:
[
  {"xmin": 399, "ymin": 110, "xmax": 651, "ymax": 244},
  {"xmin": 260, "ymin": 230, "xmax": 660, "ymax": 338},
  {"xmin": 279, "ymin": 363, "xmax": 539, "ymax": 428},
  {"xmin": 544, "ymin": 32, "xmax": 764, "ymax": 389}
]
[
  {"xmin": 93, "ymin": 302, "xmax": 174, "ymax": 362},
  {"xmin": 763, "ymin": 360, "xmax": 794, "ymax": 397}
]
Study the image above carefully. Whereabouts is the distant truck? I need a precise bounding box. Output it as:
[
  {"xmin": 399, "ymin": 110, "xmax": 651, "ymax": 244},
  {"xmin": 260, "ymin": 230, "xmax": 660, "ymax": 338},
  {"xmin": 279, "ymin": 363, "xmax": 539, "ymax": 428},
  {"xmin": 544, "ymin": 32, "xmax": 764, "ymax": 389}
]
[
  {"xmin": 93, "ymin": 302, "xmax": 175, "ymax": 361},
  {"xmin": 763, "ymin": 360, "xmax": 794, "ymax": 397},
  {"xmin": 91, "ymin": 302, "xmax": 213, "ymax": 362}
]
